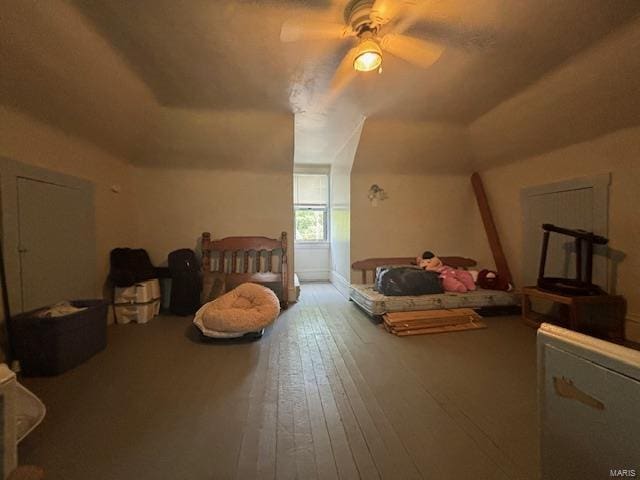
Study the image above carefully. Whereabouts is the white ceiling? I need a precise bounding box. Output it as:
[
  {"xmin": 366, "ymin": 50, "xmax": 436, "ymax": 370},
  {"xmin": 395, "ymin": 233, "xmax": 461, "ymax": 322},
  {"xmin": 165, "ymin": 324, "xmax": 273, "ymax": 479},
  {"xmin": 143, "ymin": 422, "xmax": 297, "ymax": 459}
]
[{"xmin": 1, "ymin": 0, "xmax": 639, "ymax": 170}]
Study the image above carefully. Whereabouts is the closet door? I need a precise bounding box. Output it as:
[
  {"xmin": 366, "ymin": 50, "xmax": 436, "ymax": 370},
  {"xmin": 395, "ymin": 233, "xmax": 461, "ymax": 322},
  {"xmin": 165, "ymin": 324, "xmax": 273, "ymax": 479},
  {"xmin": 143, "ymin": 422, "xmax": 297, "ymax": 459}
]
[
  {"xmin": 17, "ymin": 177, "xmax": 95, "ymax": 311},
  {"xmin": 521, "ymin": 174, "xmax": 610, "ymax": 289}
]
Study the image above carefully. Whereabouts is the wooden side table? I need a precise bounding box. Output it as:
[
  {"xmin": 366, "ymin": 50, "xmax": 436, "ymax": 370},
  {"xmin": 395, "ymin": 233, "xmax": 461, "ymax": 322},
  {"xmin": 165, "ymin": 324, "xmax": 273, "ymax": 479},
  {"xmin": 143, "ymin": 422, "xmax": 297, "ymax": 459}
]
[{"xmin": 521, "ymin": 286, "xmax": 625, "ymax": 341}]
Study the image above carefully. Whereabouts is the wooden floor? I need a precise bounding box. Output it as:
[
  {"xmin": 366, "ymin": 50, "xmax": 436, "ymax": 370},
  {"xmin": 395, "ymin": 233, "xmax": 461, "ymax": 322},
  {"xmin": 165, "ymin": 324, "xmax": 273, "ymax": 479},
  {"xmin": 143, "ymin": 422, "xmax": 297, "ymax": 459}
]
[{"xmin": 20, "ymin": 283, "xmax": 539, "ymax": 480}]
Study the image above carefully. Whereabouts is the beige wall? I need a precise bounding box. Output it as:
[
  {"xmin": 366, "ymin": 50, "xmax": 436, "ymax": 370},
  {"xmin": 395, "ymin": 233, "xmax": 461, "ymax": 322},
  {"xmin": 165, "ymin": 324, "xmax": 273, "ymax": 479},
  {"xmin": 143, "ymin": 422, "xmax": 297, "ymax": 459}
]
[
  {"xmin": 329, "ymin": 119, "xmax": 364, "ymax": 297},
  {"xmin": 0, "ymin": 107, "xmax": 137, "ymax": 296},
  {"xmin": 133, "ymin": 109, "xmax": 295, "ymax": 293},
  {"xmin": 350, "ymin": 173, "xmax": 494, "ymax": 280},
  {"xmin": 479, "ymin": 127, "xmax": 640, "ymax": 335},
  {"xmin": 353, "ymin": 120, "xmax": 473, "ymax": 174},
  {"xmin": 133, "ymin": 166, "xmax": 295, "ymax": 294},
  {"xmin": 330, "ymin": 165, "xmax": 351, "ymax": 296}
]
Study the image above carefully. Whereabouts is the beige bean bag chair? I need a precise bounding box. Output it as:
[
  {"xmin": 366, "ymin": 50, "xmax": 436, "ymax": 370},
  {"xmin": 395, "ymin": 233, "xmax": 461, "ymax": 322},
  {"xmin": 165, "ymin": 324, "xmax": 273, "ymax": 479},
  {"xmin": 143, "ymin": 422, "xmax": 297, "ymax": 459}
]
[{"xmin": 194, "ymin": 283, "xmax": 281, "ymax": 338}]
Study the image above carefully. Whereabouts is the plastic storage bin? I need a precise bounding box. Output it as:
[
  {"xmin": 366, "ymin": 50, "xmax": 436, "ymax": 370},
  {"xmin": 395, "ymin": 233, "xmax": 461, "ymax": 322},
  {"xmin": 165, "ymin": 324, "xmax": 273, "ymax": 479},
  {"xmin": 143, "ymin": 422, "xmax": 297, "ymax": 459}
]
[
  {"xmin": 114, "ymin": 279, "xmax": 160, "ymax": 304},
  {"xmin": 114, "ymin": 278, "xmax": 161, "ymax": 324},
  {"xmin": 113, "ymin": 299, "xmax": 160, "ymax": 324},
  {"xmin": 11, "ymin": 300, "xmax": 108, "ymax": 376}
]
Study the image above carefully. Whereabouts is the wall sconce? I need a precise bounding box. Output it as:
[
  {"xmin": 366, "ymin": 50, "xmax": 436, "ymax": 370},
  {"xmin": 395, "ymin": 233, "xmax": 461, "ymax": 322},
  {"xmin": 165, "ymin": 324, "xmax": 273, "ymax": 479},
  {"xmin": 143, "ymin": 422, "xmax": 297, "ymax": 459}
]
[{"xmin": 368, "ymin": 184, "xmax": 388, "ymax": 207}]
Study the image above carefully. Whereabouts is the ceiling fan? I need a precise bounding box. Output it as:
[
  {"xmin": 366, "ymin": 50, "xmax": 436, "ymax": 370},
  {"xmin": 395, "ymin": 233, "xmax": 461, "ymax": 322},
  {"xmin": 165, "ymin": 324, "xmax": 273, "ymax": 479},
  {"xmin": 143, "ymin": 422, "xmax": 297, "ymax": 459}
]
[{"xmin": 280, "ymin": 0, "xmax": 449, "ymax": 94}]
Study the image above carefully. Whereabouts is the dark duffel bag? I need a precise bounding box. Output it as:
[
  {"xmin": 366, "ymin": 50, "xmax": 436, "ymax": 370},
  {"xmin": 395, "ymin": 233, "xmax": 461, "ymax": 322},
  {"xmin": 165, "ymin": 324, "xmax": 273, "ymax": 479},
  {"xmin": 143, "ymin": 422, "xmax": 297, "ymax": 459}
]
[
  {"xmin": 109, "ymin": 248, "xmax": 157, "ymax": 287},
  {"xmin": 375, "ymin": 266, "xmax": 444, "ymax": 296},
  {"xmin": 168, "ymin": 249, "xmax": 202, "ymax": 316}
]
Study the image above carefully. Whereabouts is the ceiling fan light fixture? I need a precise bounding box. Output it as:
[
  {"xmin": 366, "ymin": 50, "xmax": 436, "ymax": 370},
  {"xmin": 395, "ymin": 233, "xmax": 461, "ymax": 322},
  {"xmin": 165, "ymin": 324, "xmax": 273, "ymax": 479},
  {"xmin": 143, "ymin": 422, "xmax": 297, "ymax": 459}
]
[{"xmin": 353, "ymin": 38, "xmax": 382, "ymax": 72}]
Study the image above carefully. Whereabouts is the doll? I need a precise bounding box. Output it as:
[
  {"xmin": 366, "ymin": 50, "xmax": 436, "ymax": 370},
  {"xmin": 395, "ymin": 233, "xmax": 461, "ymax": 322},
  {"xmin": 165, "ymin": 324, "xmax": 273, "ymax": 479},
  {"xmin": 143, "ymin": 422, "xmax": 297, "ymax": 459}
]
[{"xmin": 417, "ymin": 251, "xmax": 476, "ymax": 293}]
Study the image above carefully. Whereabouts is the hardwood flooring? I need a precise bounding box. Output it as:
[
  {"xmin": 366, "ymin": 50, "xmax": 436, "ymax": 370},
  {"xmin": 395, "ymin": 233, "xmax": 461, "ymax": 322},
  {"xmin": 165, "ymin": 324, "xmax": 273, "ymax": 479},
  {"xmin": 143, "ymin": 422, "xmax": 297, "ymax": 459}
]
[{"xmin": 20, "ymin": 283, "xmax": 539, "ymax": 479}]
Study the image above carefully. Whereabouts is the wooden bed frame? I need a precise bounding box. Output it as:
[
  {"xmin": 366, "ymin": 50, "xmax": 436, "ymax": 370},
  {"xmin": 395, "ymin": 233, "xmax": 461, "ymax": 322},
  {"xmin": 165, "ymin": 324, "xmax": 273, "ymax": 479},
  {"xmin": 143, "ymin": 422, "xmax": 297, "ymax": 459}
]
[
  {"xmin": 351, "ymin": 256, "xmax": 477, "ymax": 284},
  {"xmin": 201, "ymin": 232, "xmax": 288, "ymax": 308}
]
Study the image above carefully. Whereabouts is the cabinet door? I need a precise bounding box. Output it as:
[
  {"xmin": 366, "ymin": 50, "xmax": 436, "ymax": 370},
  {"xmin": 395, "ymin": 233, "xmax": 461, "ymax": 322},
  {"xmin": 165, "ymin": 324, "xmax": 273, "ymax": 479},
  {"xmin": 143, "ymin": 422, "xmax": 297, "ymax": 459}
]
[{"xmin": 17, "ymin": 177, "xmax": 96, "ymax": 311}]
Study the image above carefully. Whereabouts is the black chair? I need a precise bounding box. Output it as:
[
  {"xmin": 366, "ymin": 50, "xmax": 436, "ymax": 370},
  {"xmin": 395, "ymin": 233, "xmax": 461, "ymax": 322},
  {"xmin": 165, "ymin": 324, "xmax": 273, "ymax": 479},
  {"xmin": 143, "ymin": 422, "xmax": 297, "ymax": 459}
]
[
  {"xmin": 537, "ymin": 223, "xmax": 608, "ymax": 296},
  {"xmin": 168, "ymin": 249, "xmax": 202, "ymax": 315}
]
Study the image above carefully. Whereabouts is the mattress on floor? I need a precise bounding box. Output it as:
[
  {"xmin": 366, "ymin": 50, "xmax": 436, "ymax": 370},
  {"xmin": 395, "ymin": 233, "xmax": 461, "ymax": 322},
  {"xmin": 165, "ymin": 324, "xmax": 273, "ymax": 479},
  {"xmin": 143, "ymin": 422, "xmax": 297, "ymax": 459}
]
[{"xmin": 349, "ymin": 284, "xmax": 519, "ymax": 316}]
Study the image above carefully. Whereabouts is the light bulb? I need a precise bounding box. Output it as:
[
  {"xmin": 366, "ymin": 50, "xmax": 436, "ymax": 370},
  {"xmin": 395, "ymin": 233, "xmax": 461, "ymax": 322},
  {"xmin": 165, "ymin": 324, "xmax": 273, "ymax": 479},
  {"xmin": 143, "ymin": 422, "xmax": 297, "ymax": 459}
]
[{"xmin": 353, "ymin": 38, "xmax": 383, "ymax": 72}]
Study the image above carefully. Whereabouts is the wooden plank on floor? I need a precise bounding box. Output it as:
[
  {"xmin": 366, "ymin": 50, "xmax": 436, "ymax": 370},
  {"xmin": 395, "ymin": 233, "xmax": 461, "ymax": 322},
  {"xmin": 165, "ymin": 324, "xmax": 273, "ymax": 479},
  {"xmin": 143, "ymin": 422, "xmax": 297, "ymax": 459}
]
[
  {"xmin": 310, "ymin": 304, "xmax": 423, "ymax": 480},
  {"xmin": 384, "ymin": 308, "xmax": 479, "ymax": 324},
  {"xmin": 235, "ymin": 327, "xmax": 275, "ymax": 479},
  {"xmin": 393, "ymin": 320, "xmax": 487, "ymax": 336},
  {"xmin": 386, "ymin": 316, "xmax": 478, "ymax": 331},
  {"xmin": 288, "ymin": 317, "xmax": 318, "ymax": 480},
  {"xmin": 301, "ymin": 308, "xmax": 361, "ymax": 480},
  {"xmin": 307, "ymin": 308, "xmax": 381, "ymax": 480},
  {"xmin": 294, "ymin": 311, "xmax": 339, "ymax": 480},
  {"xmin": 275, "ymin": 325, "xmax": 297, "ymax": 480},
  {"xmin": 255, "ymin": 324, "xmax": 282, "ymax": 480}
]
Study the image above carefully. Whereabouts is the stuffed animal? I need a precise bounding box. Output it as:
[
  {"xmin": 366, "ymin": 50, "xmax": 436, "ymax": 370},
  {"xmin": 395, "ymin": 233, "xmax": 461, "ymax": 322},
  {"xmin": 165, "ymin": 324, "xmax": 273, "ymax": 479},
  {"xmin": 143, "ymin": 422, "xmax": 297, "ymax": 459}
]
[
  {"xmin": 417, "ymin": 251, "xmax": 477, "ymax": 293},
  {"xmin": 477, "ymin": 269, "xmax": 511, "ymax": 291}
]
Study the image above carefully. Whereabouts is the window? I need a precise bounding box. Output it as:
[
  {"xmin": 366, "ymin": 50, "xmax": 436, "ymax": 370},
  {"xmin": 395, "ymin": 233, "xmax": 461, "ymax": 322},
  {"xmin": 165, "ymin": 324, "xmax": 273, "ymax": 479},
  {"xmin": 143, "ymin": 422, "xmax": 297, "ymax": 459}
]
[{"xmin": 294, "ymin": 173, "xmax": 329, "ymax": 242}]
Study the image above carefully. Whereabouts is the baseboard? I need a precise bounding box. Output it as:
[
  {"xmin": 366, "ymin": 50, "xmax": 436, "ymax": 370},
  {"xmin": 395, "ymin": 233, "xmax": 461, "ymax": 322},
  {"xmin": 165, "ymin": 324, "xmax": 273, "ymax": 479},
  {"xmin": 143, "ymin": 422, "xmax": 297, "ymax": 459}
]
[
  {"xmin": 330, "ymin": 271, "xmax": 351, "ymax": 299},
  {"xmin": 296, "ymin": 269, "xmax": 330, "ymax": 282},
  {"xmin": 625, "ymin": 313, "xmax": 640, "ymax": 343}
]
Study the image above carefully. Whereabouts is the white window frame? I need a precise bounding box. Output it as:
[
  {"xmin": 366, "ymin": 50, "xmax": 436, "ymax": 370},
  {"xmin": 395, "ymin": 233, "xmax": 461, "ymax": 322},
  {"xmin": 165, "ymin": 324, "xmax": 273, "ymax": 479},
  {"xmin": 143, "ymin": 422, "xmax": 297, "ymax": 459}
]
[
  {"xmin": 294, "ymin": 204, "xmax": 329, "ymax": 243},
  {"xmin": 293, "ymin": 170, "xmax": 330, "ymax": 244}
]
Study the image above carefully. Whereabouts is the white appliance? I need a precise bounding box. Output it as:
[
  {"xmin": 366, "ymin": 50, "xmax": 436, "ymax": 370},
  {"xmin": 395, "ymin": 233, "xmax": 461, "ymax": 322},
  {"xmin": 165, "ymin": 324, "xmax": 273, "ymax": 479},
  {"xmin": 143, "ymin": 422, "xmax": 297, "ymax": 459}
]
[
  {"xmin": 0, "ymin": 363, "xmax": 46, "ymax": 478},
  {"xmin": 538, "ymin": 324, "xmax": 640, "ymax": 480}
]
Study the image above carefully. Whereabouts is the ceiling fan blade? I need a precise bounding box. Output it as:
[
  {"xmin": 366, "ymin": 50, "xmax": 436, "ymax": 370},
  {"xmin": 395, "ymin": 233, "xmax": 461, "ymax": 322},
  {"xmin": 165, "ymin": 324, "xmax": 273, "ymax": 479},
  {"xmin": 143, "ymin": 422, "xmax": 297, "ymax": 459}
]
[
  {"xmin": 370, "ymin": 0, "xmax": 417, "ymax": 27},
  {"xmin": 280, "ymin": 20, "xmax": 351, "ymax": 43},
  {"xmin": 330, "ymin": 48, "xmax": 358, "ymax": 94},
  {"xmin": 391, "ymin": 1, "xmax": 431, "ymax": 35},
  {"xmin": 318, "ymin": 47, "xmax": 358, "ymax": 107},
  {"xmin": 380, "ymin": 34, "xmax": 444, "ymax": 68}
]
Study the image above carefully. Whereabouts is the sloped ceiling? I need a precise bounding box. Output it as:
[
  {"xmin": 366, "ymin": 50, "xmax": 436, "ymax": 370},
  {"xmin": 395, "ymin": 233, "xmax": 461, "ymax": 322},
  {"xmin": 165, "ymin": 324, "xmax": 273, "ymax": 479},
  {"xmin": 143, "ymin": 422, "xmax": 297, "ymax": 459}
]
[
  {"xmin": 0, "ymin": 0, "xmax": 156, "ymax": 161},
  {"xmin": 1, "ymin": 0, "xmax": 639, "ymax": 170},
  {"xmin": 470, "ymin": 15, "xmax": 640, "ymax": 168}
]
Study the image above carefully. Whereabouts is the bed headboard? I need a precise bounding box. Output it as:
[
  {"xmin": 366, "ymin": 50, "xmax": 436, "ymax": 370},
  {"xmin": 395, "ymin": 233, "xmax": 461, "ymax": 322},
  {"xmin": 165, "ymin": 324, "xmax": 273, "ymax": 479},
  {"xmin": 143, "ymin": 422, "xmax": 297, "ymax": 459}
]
[
  {"xmin": 201, "ymin": 232, "xmax": 288, "ymax": 308},
  {"xmin": 351, "ymin": 256, "xmax": 477, "ymax": 284}
]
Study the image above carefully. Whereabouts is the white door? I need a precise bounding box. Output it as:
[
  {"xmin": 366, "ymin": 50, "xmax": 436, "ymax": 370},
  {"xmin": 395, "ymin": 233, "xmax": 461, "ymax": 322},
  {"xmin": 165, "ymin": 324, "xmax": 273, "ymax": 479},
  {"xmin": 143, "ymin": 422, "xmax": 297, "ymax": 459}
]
[
  {"xmin": 17, "ymin": 177, "xmax": 96, "ymax": 311},
  {"xmin": 522, "ymin": 175, "xmax": 609, "ymax": 289}
]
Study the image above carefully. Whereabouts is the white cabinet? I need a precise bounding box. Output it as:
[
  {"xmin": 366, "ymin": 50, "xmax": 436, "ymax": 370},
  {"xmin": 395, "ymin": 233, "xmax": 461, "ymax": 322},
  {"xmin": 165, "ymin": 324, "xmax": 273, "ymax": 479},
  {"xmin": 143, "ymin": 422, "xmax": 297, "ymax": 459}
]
[{"xmin": 538, "ymin": 324, "xmax": 640, "ymax": 480}]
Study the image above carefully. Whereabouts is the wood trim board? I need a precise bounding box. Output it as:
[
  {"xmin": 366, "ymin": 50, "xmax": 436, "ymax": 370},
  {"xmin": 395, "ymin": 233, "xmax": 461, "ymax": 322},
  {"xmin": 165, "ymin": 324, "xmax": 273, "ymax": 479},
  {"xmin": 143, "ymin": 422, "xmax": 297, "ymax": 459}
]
[
  {"xmin": 383, "ymin": 308, "xmax": 486, "ymax": 337},
  {"xmin": 471, "ymin": 172, "xmax": 513, "ymax": 285}
]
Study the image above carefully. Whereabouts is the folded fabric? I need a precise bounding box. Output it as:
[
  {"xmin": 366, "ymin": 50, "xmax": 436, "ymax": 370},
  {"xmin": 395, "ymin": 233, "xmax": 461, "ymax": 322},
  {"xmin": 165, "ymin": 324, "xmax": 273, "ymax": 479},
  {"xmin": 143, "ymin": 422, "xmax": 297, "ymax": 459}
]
[{"xmin": 36, "ymin": 301, "xmax": 87, "ymax": 318}]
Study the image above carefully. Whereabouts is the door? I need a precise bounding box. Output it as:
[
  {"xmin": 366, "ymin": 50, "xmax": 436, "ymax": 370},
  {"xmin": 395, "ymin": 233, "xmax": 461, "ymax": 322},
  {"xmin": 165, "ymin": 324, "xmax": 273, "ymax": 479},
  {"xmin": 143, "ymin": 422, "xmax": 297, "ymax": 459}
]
[
  {"xmin": 17, "ymin": 177, "xmax": 96, "ymax": 311},
  {"xmin": 522, "ymin": 175, "xmax": 610, "ymax": 289}
]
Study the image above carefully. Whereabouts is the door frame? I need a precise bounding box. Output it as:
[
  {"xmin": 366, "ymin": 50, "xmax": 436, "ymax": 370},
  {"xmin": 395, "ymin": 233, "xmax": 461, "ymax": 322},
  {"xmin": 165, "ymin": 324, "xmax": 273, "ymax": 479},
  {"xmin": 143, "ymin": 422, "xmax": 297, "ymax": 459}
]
[{"xmin": 0, "ymin": 157, "xmax": 95, "ymax": 313}]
